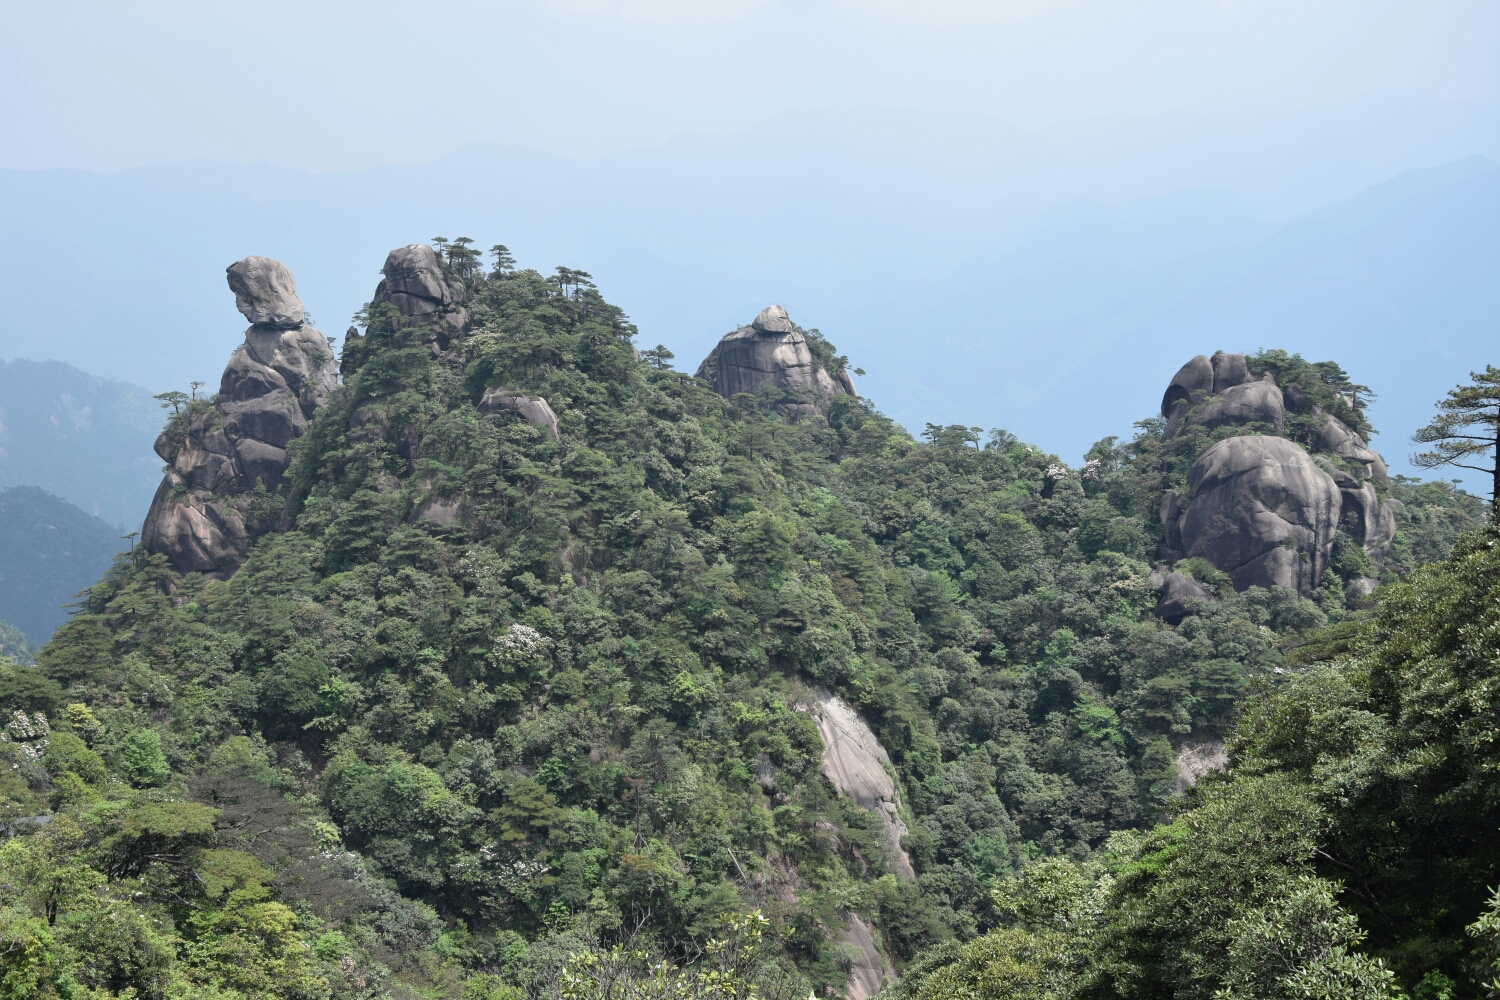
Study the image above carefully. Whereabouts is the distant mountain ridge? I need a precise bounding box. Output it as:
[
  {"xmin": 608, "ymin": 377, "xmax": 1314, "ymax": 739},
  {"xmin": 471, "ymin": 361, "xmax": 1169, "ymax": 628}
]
[
  {"xmin": 0, "ymin": 485, "xmax": 125, "ymax": 644},
  {"xmin": 0, "ymin": 97, "xmax": 1495, "ymax": 486},
  {"xmin": 0, "ymin": 358, "xmax": 162, "ymax": 527}
]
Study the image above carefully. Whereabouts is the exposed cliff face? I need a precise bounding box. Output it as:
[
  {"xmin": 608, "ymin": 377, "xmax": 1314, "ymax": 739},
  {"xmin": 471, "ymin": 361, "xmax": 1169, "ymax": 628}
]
[
  {"xmin": 802, "ymin": 688, "xmax": 906, "ymax": 999},
  {"xmin": 141, "ymin": 257, "xmax": 336, "ymax": 579},
  {"xmin": 695, "ymin": 305, "xmax": 853, "ymax": 414},
  {"xmin": 805, "ymin": 688, "xmax": 914, "ymax": 881},
  {"xmin": 1156, "ymin": 351, "xmax": 1400, "ymax": 600}
]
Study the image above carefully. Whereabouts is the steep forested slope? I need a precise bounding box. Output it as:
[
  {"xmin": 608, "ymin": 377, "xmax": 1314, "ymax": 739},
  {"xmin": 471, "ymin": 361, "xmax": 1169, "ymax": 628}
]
[
  {"xmin": 889, "ymin": 526, "xmax": 1500, "ymax": 1000},
  {"xmin": 0, "ymin": 249, "xmax": 1483, "ymax": 999}
]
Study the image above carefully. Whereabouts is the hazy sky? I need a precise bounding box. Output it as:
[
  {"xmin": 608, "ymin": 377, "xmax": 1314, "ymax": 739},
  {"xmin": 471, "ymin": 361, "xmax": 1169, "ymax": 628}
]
[{"xmin": 4, "ymin": 0, "xmax": 1497, "ymax": 171}]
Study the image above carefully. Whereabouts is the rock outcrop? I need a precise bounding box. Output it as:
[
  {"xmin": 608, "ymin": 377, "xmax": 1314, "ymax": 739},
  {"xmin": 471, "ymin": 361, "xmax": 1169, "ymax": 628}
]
[
  {"xmin": 141, "ymin": 257, "xmax": 337, "ymax": 579},
  {"xmin": 370, "ymin": 244, "xmax": 468, "ymax": 352},
  {"xmin": 1157, "ymin": 352, "xmax": 1401, "ymax": 601},
  {"xmin": 478, "ymin": 388, "xmax": 560, "ymax": 440},
  {"xmin": 1153, "ymin": 571, "xmax": 1212, "ymax": 624},
  {"xmin": 800, "ymin": 687, "xmax": 904, "ymax": 999},
  {"xmin": 1175, "ymin": 435, "xmax": 1342, "ymax": 595},
  {"xmin": 1163, "ymin": 354, "xmax": 1280, "ymax": 440},
  {"xmin": 1193, "ymin": 379, "xmax": 1285, "ymax": 436},
  {"xmin": 804, "ymin": 687, "xmax": 914, "ymax": 881},
  {"xmin": 695, "ymin": 305, "xmax": 853, "ymax": 414},
  {"xmin": 1174, "ymin": 738, "xmax": 1227, "ymax": 792},
  {"xmin": 839, "ymin": 913, "xmax": 889, "ymax": 1000}
]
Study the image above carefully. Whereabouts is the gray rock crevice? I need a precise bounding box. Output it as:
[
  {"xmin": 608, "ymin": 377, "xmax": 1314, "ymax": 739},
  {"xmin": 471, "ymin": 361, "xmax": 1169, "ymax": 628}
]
[{"xmin": 141, "ymin": 257, "xmax": 336, "ymax": 579}]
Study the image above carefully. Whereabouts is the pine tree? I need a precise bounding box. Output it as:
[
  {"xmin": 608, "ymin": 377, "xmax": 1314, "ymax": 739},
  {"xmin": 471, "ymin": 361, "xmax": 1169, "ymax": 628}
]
[{"xmin": 1412, "ymin": 365, "xmax": 1500, "ymax": 512}]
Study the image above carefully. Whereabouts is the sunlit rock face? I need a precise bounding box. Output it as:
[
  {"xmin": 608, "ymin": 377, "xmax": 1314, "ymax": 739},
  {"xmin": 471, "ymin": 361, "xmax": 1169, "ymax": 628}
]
[
  {"xmin": 695, "ymin": 305, "xmax": 853, "ymax": 414},
  {"xmin": 142, "ymin": 257, "xmax": 336, "ymax": 579}
]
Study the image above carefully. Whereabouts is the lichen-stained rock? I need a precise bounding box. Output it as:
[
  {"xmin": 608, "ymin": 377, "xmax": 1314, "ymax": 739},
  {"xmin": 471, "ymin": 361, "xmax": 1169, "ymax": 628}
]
[
  {"xmin": 142, "ymin": 257, "xmax": 337, "ymax": 580},
  {"xmin": 1193, "ymin": 380, "xmax": 1285, "ymax": 435},
  {"xmin": 478, "ymin": 388, "xmax": 560, "ymax": 440},
  {"xmin": 805, "ymin": 687, "xmax": 915, "ymax": 881},
  {"xmin": 1178, "ymin": 435, "xmax": 1341, "ymax": 595},
  {"xmin": 695, "ymin": 305, "xmax": 848, "ymax": 415}
]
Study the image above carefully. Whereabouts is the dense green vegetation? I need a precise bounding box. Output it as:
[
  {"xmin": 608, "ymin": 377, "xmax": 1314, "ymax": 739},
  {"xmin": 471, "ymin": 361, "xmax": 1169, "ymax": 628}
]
[
  {"xmin": 889, "ymin": 525, "xmax": 1500, "ymax": 999},
  {"xmin": 0, "ymin": 249, "xmax": 1486, "ymax": 999}
]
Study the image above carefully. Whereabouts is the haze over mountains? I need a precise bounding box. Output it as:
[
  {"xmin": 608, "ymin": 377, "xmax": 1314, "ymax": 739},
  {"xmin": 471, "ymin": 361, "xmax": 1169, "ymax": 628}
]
[
  {"xmin": 0, "ymin": 360, "xmax": 161, "ymax": 526},
  {"xmin": 1, "ymin": 94, "xmax": 1496, "ymax": 488}
]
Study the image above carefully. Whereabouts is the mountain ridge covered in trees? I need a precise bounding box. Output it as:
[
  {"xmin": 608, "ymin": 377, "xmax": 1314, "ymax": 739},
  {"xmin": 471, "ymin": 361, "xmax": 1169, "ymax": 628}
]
[{"xmin": 0, "ymin": 244, "xmax": 1489, "ymax": 999}]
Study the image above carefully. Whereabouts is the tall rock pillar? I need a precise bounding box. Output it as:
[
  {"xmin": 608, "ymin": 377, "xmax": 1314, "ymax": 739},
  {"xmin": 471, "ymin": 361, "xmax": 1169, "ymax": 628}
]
[{"xmin": 141, "ymin": 257, "xmax": 337, "ymax": 579}]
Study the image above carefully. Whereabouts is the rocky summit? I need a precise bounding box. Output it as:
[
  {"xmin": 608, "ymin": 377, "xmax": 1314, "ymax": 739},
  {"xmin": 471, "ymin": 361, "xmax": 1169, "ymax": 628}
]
[
  {"xmin": 695, "ymin": 304, "xmax": 855, "ymax": 413},
  {"xmin": 17, "ymin": 245, "xmax": 1491, "ymax": 1000}
]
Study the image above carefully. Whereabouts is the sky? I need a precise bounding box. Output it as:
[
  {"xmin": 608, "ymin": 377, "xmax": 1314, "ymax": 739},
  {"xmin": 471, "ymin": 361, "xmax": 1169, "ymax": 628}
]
[
  {"xmin": 1, "ymin": 0, "xmax": 1498, "ymax": 504},
  {"xmin": 3, "ymin": 1, "xmax": 1497, "ymax": 171}
]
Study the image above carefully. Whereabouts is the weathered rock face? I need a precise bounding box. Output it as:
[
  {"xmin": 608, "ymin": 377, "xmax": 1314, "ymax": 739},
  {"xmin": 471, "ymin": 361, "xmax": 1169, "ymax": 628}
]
[
  {"xmin": 142, "ymin": 257, "xmax": 337, "ymax": 579},
  {"xmin": 226, "ymin": 256, "xmax": 304, "ymax": 329},
  {"xmin": 839, "ymin": 913, "xmax": 889, "ymax": 1000},
  {"xmin": 1162, "ymin": 355, "xmax": 1214, "ymax": 414},
  {"xmin": 804, "ymin": 688, "xmax": 914, "ymax": 881},
  {"xmin": 1175, "ymin": 435, "xmax": 1341, "ymax": 595},
  {"xmin": 1163, "ymin": 353, "xmax": 1278, "ymax": 441},
  {"xmin": 695, "ymin": 305, "xmax": 852, "ymax": 414},
  {"xmin": 1211, "ymin": 352, "xmax": 1251, "ymax": 393},
  {"xmin": 371, "ymin": 244, "xmax": 468, "ymax": 351},
  {"xmin": 478, "ymin": 388, "xmax": 560, "ymax": 440},
  {"xmin": 1174, "ymin": 738, "xmax": 1227, "ymax": 792},
  {"xmin": 1157, "ymin": 353, "xmax": 1399, "ymax": 602},
  {"xmin": 800, "ymin": 687, "xmax": 904, "ymax": 998},
  {"xmin": 1310, "ymin": 406, "xmax": 1386, "ymax": 483},
  {"xmin": 1193, "ymin": 380, "xmax": 1285, "ymax": 436}
]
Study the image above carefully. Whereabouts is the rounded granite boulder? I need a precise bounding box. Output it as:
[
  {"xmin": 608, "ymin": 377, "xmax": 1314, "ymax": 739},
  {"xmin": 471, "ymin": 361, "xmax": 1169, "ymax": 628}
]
[{"xmin": 1178, "ymin": 435, "xmax": 1341, "ymax": 596}]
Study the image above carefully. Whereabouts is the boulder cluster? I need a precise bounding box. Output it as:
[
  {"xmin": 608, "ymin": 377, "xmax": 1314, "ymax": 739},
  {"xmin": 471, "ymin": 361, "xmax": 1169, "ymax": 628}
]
[
  {"xmin": 695, "ymin": 305, "xmax": 856, "ymax": 413},
  {"xmin": 1156, "ymin": 353, "xmax": 1398, "ymax": 608},
  {"xmin": 142, "ymin": 246, "xmax": 579, "ymax": 577},
  {"xmin": 141, "ymin": 257, "xmax": 337, "ymax": 579}
]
